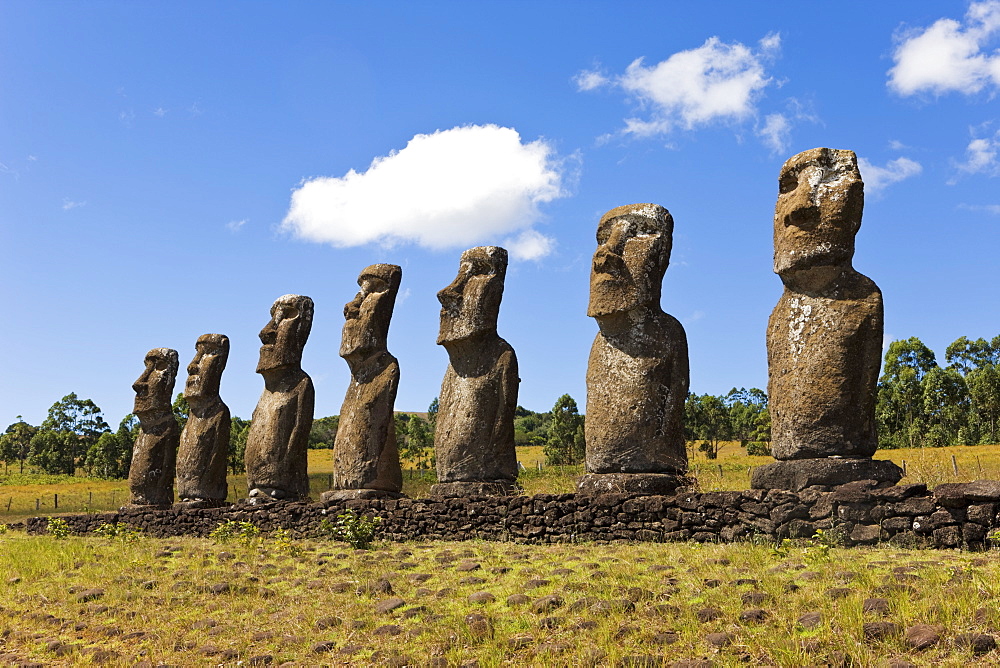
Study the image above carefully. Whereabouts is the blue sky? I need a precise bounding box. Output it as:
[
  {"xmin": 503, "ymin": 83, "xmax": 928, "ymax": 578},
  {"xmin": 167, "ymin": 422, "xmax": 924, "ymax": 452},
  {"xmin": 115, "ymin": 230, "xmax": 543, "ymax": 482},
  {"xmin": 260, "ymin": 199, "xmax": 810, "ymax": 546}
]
[{"xmin": 1, "ymin": 1, "xmax": 998, "ymax": 428}]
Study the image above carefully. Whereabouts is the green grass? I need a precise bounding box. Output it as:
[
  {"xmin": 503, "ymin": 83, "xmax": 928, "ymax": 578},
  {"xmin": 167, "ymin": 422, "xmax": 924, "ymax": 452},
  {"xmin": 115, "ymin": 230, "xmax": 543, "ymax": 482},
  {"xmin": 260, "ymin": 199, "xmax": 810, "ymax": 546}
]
[{"xmin": 0, "ymin": 531, "xmax": 998, "ymax": 665}]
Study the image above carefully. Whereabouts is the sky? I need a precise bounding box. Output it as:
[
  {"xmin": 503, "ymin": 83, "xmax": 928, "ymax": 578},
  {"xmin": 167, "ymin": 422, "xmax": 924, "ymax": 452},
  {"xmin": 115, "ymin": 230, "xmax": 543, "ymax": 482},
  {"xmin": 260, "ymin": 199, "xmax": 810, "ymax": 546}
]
[{"xmin": 1, "ymin": 1, "xmax": 998, "ymax": 429}]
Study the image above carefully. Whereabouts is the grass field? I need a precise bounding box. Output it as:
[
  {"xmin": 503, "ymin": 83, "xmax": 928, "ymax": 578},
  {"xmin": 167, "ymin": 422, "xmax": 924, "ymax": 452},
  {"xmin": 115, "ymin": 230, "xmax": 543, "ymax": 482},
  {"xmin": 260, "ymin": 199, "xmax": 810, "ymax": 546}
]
[
  {"xmin": 1, "ymin": 531, "xmax": 999, "ymax": 666},
  {"xmin": 1, "ymin": 443, "xmax": 999, "ymax": 523}
]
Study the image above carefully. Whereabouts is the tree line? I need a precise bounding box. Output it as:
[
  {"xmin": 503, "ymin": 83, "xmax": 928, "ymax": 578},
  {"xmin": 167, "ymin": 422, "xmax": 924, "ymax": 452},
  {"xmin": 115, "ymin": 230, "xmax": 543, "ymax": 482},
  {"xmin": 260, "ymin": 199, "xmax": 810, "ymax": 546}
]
[{"xmin": 2, "ymin": 333, "xmax": 995, "ymax": 478}]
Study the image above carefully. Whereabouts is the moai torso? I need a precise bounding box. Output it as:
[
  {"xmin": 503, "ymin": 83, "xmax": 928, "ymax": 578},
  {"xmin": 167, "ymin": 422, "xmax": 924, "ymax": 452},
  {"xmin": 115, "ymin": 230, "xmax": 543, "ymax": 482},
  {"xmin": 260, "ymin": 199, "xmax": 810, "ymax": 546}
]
[
  {"xmin": 332, "ymin": 264, "xmax": 404, "ymax": 492},
  {"xmin": 767, "ymin": 147, "xmax": 883, "ymax": 460},
  {"xmin": 244, "ymin": 295, "xmax": 315, "ymax": 501},
  {"xmin": 433, "ymin": 247, "xmax": 519, "ymax": 486},
  {"xmin": 128, "ymin": 348, "xmax": 179, "ymax": 507},
  {"xmin": 584, "ymin": 204, "xmax": 689, "ymax": 475},
  {"xmin": 176, "ymin": 334, "xmax": 231, "ymax": 504}
]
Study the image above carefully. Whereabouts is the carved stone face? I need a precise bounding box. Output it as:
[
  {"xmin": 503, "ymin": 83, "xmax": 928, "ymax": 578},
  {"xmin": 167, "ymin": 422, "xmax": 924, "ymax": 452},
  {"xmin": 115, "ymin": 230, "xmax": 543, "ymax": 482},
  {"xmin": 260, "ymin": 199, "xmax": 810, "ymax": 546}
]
[
  {"xmin": 774, "ymin": 147, "xmax": 863, "ymax": 284},
  {"xmin": 588, "ymin": 203, "xmax": 672, "ymax": 318},
  {"xmin": 185, "ymin": 334, "xmax": 230, "ymax": 400},
  {"xmin": 437, "ymin": 246, "xmax": 507, "ymax": 345},
  {"xmin": 133, "ymin": 348, "xmax": 179, "ymax": 415},
  {"xmin": 341, "ymin": 264, "xmax": 402, "ymax": 359},
  {"xmin": 257, "ymin": 294, "xmax": 314, "ymax": 373}
]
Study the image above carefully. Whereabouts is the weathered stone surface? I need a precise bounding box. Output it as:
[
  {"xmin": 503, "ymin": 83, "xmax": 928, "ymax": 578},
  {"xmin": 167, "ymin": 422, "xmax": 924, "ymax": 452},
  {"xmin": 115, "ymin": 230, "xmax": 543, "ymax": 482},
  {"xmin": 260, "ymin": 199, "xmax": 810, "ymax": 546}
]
[
  {"xmin": 766, "ymin": 148, "xmax": 883, "ymax": 466},
  {"xmin": 128, "ymin": 348, "xmax": 180, "ymax": 507},
  {"xmin": 431, "ymin": 247, "xmax": 518, "ymax": 496},
  {"xmin": 245, "ymin": 295, "xmax": 315, "ymax": 502},
  {"xmin": 583, "ymin": 204, "xmax": 689, "ymax": 487},
  {"xmin": 577, "ymin": 473, "xmax": 691, "ymax": 496},
  {"xmin": 329, "ymin": 264, "xmax": 403, "ymax": 497},
  {"xmin": 176, "ymin": 334, "xmax": 231, "ymax": 506},
  {"xmin": 933, "ymin": 480, "xmax": 1000, "ymax": 506},
  {"xmin": 751, "ymin": 458, "xmax": 902, "ymax": 491}
]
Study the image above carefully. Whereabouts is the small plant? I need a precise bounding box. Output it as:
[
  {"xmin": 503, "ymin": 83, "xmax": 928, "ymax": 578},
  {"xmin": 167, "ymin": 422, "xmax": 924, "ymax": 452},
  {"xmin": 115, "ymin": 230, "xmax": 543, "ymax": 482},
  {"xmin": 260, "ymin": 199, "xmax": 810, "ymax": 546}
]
[
  {"xmin": 325, "ymin": 509, "xmax": 381, "ymax": 549},
  {"xmin": 94, "ymin": 522, "xmax": 142, "ymax": 543},
  {"xmin": 770, "ymin": 538, "xmax": 793, "ymax": 559},
  {"xmin": 46, "ymin": 517, "xmax": 70, "ymax": 539},
  {"xmin": 272, "ymin": 527, "xmax": 301, "ymax": 556},
  {"xmin": 209, "ymin": 520, "xmax": 260, "ymax": 547},
  {"xmin": 0, "ymin": 523, "xmax": 7, "ymax": 535},
  {"xmin": 989, "ymin": 528, "xmax": 1000, "ymax": 548},
  {"xmin": 803, "ymin": 530, "xmax": 833, "ymax": 563}
]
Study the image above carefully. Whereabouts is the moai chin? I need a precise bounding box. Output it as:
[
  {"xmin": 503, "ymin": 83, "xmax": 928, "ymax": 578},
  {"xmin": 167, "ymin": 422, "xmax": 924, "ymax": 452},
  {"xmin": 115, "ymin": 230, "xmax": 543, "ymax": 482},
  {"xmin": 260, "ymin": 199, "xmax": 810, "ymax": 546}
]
[
  {"xmin": 128, "ymin": 348, "xmax": 180, "ymax": 507},
  {"xmin": 577, "ymin": 203, "xmax": 692, "ymax": 496},
  {"xmin": 324, "ymin": 264, "xmax": 404, "ymax": 502},
  {"xmin": 751, "ymin": 147, "xmax": 902, "ymax": 491},
  {"xmin": 430, "ymin": 246, "xmax": 519, "ymax": 497},
  {"xmin": 244, "ymin": 294, "xmax": 316, "ymax": 503},
  {"xmin": 175, "ymin": 334, "xmax": 231, "ymax": 508}
]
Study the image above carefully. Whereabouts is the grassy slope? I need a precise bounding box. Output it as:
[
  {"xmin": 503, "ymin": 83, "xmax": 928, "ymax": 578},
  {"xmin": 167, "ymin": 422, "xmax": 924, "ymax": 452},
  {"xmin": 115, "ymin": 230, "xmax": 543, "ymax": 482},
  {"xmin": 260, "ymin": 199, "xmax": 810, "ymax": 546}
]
[{"xmin": 1, "ymin": 532, "xmax": 998, "ymax": 666}]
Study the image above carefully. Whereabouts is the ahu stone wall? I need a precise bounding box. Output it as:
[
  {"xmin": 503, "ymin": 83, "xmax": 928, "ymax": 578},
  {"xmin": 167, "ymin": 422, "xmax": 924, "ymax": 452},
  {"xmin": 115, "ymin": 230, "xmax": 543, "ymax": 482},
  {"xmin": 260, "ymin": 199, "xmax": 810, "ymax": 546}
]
[{"xmin": 21, "ymin": 480, "xmax": 1000, "ymax": 550}]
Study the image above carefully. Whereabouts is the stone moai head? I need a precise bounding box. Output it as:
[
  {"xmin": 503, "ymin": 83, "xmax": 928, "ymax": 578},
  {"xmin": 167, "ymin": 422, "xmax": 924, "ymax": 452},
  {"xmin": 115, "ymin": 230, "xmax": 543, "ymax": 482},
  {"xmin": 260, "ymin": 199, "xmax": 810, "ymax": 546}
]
[
  {"xmin": 340, "ymin": 264, "xmax": 402, "ymax": 359},
  {"xmin": 587, "ymin": 203, "xmax": 673, "ymax": 318},
  {"xmin": 184, "ymin": 334, "xmax": 230, "ymax": 401},
  {"xmin": 437, "ymin": 246, "xmax": 507, "ymax": 345},
  {"xmin": 774, "ymin": 148, "xmax": 864, "ymax": 291},
  {"xmin": 133, "ymin": 348, "xmax": 179, "ymax": 415},
  {"xmin": 256, "ymin": 294, "xmax": 314, "ymax": 374}
]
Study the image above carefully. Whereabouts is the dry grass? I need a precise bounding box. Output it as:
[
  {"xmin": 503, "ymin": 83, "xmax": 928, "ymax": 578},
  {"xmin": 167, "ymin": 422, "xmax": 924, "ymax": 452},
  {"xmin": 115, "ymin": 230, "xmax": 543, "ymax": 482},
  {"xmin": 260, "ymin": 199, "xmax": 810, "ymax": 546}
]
[{"xmin": 1, "ymin": 531, "xmax": 999, "ymax": 666}]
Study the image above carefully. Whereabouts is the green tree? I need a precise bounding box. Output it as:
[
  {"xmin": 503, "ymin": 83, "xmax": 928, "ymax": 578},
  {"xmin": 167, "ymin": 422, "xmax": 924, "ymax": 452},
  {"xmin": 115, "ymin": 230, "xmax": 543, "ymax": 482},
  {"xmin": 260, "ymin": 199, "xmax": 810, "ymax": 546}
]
[
  {"xmin": 28, "ymin": 430, "xmax": 78, "ymax": 474},
  {"xmin": 877, "ymin": 338, "xmax": 937, "ymax": 448},
  {"xmin": 172, "ymin": 392, "xmax": 189, "ymax": 430},
  {"xmin": 33, "ymin": 393, "xmax": 110, "ymax": 475},
  {"xmin": 687, "ymin": 393, "xmax": 732, "ymax": 459},
  {"xmin": 921, "ymin": 366, "xmax": 969, "ymax": 446},
  {"xmin": 229, "ymin": 416, "xmax": 250, "ymax": 473},
  {"xmin": 427, "ymin": 397, "xmax": 439, "ymax": 437},
  {"xmin": 948, "ymin": 335, "xmax": 1000, "ymax": 444},
  {"xmin": 84, "ymin": 414, "xmax": 137, "ymax": 479},
  {"xmin": 544, "ymin": 394, "xmax": 584, "ymax": 465},
  {"xmin": 725, "ymin": 387, "xmax": 768, "ymax": 447},
  {"xmin": 0, "ymin": 418, "xmax": 38, "ymax": 474},
  {"xmin": 309, "ymin": 415, "xmax": 340, "ymax": 449},
  {"xmin": 401, "ymin": 415, "xmax": 432, "ymax": 469}
]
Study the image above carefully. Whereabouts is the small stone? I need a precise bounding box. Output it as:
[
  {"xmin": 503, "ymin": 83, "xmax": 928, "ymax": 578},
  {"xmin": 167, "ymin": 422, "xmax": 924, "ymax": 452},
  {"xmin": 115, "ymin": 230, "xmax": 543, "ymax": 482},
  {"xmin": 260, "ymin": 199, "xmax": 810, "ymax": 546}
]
[
  {"xmin": 248, "ymin": 656, "xmax": 273, "ymax": 666},
  {"xmin": 76, "ymin": 588, "xmax": 105, "ymax": 603},
  {"xmin": 739, "ymin": 608, "xmax": 768, "ymax": 623},
  {"xmin": 954, "ymin": 632, "xmax": 997, "ymax": 654},
  {"xmin": 468, "ymin": 591, "xmax": 495, "ymax": 604},
  {"xmin": 531, "ymin": 594, "xmax": 564, "ymax": 614},
  {"xmin": 705, "ymin": 632, "xmax": 732, "ymax": 648},
  {"xmin": 311, "ymin": 641, "xmax": 336, "ymax": 654},
  {"xmin": 797, "ymin": 612, "xmax": 822, "ymax": 629},
  {"xmin": 538, "ymin": 616, "xmax": 561, "ymax": 629},
  {"xmin": 652, "ymin": 631, "xmax": 678, "ymax": 645},
  {"xmin": 863, "ymin": 621, "xmax": 901, "ymax": 641},
  {"xmin": 314, "ymin": 616, "xmax": 341, "ymax": 630},
  {"xmin": 374, "ymin": 597, "xmax": 406, "ymax": 614},
  {"xmin": 862, "ymin": 598, "xmax": 890, "ymax": 614},
  {"xmin": 506, "ymin": 594, "xmax": 530, "ymax": 607},
  {"xmin": 456, "ymin": 561, "xmax": 481, "ymax": 572},
  {"xmin": 826, "ymin": 587, "xmax": 852, "ymax": 600},
  {"xmin": 905, "ymin": 624, "xmax": 943, "ymax": 650},
  {"xmin": 695, "ymin": 607, "xmax": 722, "ymax": 623},
  {"xmin": 886, "ymin": 659, "xmax": 916, "ymax": 668},
  {"xmin": 740, "ymin": 591, "xmax": 767, "ymax": 606},
  {"xmin": 374, "ymin": 625, "xmax": 403, "ymax": 636},
  {"xmin": 508, "ymin": 635, "xmax": 533, "ymax": 650},
  {"xmin": 459, "ymin": 576, "xmax": 486, "ymax": 586},
  {"xmin": 523, "ymin": 578, "xmax": 550, "ymax": 589}
]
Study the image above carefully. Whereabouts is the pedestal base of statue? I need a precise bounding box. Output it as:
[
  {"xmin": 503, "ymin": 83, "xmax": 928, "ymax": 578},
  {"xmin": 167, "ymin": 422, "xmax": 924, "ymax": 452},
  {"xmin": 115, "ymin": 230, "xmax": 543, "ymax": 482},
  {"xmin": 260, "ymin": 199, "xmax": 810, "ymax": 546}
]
[
  {"xmin": 245, "ymin": 488, "xmax": 310, "ymax": 505},
  {"xmin": 172, "ymin": 499, "xmax": 230, "ymax": 510},
  {"xmin": 751, "ymin": 457, "xmax": 903, "ymax": 492},
  {"xmin": 429, "ymin": 481, "xmax": 518, "ymax": 497},
  {"xmin": 576, "ymin": 472, "xmax": 693, "ymax": 496},
  {"xmin": 320, "ymin": 489, "xmax": 406, "ymax": 502},
  {"xmin": 121, "ymin": 502, "xmax": 172, "ymax": 511}
]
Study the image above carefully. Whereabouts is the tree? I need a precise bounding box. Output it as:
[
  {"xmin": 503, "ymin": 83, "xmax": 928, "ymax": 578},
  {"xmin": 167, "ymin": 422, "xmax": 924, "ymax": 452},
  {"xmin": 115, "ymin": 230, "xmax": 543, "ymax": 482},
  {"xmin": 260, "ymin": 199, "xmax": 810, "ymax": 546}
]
[
  {"xmin": 31, "ymin": 393, "xmax": 110, "ymax": 475},
  {"xmin": 401, "ymin": 415, "xmax": 432, "ymax": 469},
  {"xmin": 229, "ymin": 416, "xmax": 250, "ymax": 473},
  {"xmin": 427, "ymin": 397, "xmax": 439, "ymax": 437},
  {"xmin": 877, "ymin": 338, "xmax": 937, "ymax": 448},
  {"xmin": 544, "ymin": 394, "xmax": 584, "ymax": 465},
  {"xmin": 84, "ymin": 414, "xmax": 137, "ymax": 479},
  {"xmin": 0, "ymin": 418, "xmax": 38, "ymax": 474},
  {"xmin": 921, "ymin": 366, "xmax": 969, "ymax": 446},
  {"xmin": 725, "ymin": 388, "xmax": 768, "ymax": 447},
  {"xmin": 309, "ymin": 415, "xmax": 340, "ymax": 449},
  {"xmin": 687, "ymin": 394, "xmax": 732, "ymax": 459},
  {"xmin": 172, "ymin": 392, "xmax": 189, "ymax": 430}
]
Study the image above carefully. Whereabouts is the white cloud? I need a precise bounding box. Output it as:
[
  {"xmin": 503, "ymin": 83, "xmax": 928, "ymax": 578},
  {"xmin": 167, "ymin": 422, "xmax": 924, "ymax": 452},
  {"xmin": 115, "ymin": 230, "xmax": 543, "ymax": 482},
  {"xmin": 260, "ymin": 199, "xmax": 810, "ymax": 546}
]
[
  {"xmin": 62, "ymin": 199, "xmax": 86, "ymax": 210},
  {"xmin": 857, "ymin": 156, "xmax": 923, "ymax": 192},
  {"xmin": 888, "ymin": 139, "xmax": 910, "ymax": 151},
  {"xmin": 888, "ymin": 1, "xmax": 1000, "ymax": 96},
  {"xmin": 959, "ymin": 202, "xmax": 1000, "ymax": 214},
  {"xmin": 756, "ymin": 113, "xmax": 791, "ymax": 153},
  {"xmin": 955, "ymin": 129, "xmax": 1000, "ymax": 175},
  {"xmin": 281, "ymin": 125, "xmax": 568, "ymax": 260},
  {"xmin": 227, "ymin": 219, "xmax": 248, "ymax": 232},
  {"xmin": 577, "ymin": 33, "xmax": 782, "ymax": 146},
  {"xmin": 574, "ymin": 69, "xmax": 609, "ymax": 92},
  {"xmin": 153, "ymin": 107, "xmax": 167, "ymax": 117}
]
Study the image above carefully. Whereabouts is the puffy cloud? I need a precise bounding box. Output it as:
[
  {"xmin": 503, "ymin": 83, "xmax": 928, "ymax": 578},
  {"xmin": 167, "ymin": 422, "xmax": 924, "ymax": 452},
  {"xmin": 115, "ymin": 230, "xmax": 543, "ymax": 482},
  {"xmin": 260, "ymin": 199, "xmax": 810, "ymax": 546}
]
[
  {"xmin": 756, "ymin": 113, "xmax": 791, "ymax": 154},
  {"xmin": 857, "ymin": 156, "xmax": 923, "ymax": 192},
  {"xmin": 959, "ymin": 203, "xmax": 1000, "ymax": 214},
  {"xmin": 955, "ymin": 130, "xmax": 1000, "ymax": 175},
  {"xmin": 281, "ymin": 125, "xmax": 567, "ymax": 261},
  {"xmin": 888, "ymin": 1, "xmax": 1000, "ymax": 96},
  {"xmin": 61, "ymin": 199, "xmax": 86, "ymax": 210},
  {"xmin": 226, "ymin": 218, "xmax": 248, "ymax": 232},
  {"xmin": 578, "ymin": 34, "xmax": 780, "ymax": 139}
]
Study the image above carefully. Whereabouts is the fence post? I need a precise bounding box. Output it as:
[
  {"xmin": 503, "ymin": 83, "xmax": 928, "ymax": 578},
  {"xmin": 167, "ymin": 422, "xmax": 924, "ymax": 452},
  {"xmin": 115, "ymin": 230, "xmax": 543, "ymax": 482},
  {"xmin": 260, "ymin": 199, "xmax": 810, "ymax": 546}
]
[
  {"xmin": 901, "ymin": 460, "xmax": 907, "ymax": 475},
  {"xmin": 952, "ymin": 455, "xmax": 959, "ymax": 476},
  {"xmin": 5, "ymin": 498, "xmax": 10, "ymax": 511},
  {"xmin": 54, "ymin": 494, "xmax": 58, "ymax": 509},
  {"xmin": 35, "ymin": 498, "xmax": 39, "ymax": 511}
]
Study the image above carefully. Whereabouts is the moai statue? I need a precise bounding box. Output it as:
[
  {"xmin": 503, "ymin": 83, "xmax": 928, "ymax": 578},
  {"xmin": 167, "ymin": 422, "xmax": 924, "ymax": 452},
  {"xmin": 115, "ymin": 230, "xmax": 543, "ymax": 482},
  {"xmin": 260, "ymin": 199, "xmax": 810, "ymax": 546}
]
[
  {"xmin": 578, "ymin": 204, "xmax": 691, "ymax": 496},
  {"xmin": 751, "ymin": 148, "xmax": 902, "ymax": 491},
  {"xmin": 430, "ymin": 246, "xmax": 519, "ymax": 497},
  {"xmin": 175, "ymin": 334, "xmax": 231, "ymax": 508},
  {"xmin": 324, "ymin": 264, "xmax": 404, "ymax": 501},
  {"xmin": 244, "ymin": 295, "xmax": 316, "ymax": 503},
  {"xmin": 128, "ymin": 348, "xmax": 180, "ymax": 507}
]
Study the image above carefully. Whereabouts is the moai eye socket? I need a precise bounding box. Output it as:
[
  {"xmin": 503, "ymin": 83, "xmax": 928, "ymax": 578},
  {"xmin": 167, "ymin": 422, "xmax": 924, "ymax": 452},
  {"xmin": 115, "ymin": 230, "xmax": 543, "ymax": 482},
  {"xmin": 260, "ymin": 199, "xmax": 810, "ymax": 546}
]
[
  {"xmin": 779, "ymin": 171, "xmax": 798, "ymax": 195},
  {"xmin": 154, "ymin": 358, "xmax": 170, "ymax": 371},
  {"xmin": 281, "ymin": 306, "xmax": 299, "ymax": 320}
]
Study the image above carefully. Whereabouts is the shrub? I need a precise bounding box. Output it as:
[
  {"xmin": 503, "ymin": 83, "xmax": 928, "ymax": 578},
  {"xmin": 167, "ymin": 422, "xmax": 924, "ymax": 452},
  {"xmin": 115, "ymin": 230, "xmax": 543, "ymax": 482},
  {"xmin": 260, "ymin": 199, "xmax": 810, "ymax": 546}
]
[
  {"xmin": 46, "ymin": 517, "xmax": 70, "ymax": 539},
  {"xmin": 94, "ymin": 522, "xmax": 142, "ymax": 542},
  {"xmin": 746, "ymin": 441, "xmax": 771, "ymax": 456},
  {"xmin": 272, "ymin": 527, "xmax": 301, "ymax": 556},
  {"xmin": 322, "ymin": 509, "xmax": 381, "ymax": 550},
  {"xmin": 209, "ymin": 520, "xmax": 260, "ymax": 546}
]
